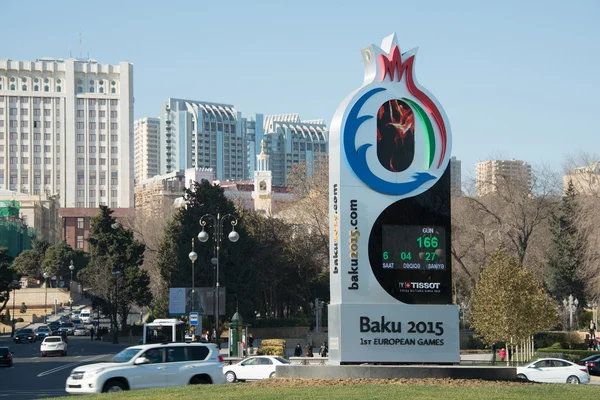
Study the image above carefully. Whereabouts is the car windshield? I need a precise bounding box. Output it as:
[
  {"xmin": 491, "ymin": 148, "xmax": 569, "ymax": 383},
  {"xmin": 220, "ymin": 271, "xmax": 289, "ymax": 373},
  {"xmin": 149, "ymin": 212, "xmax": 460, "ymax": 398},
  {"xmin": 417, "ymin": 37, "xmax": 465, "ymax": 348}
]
[
  {"xmin": 113, "ymin": 348, "xmax": 142, "ymax": 363},
  {"xmin": 0, "ymin": 348, "xmax": 8, "ymax": 355},
  {"xmin": 37, "ymin": 327, "xmax": 50, "ymax": 331},
  {"xmin": 61, "ymin": 323, "xmax": 74, "ymax": 327},
  {"xmin": 19, "ymin": 329, "xmax": 33, "ymax": 334},
  {"xmin": 44, "ymin": 337, "xmax": 61, "ymax": 343},
  {"xmin": 274, "ymin": 357, "xmax": 290, "ymax": 364}
]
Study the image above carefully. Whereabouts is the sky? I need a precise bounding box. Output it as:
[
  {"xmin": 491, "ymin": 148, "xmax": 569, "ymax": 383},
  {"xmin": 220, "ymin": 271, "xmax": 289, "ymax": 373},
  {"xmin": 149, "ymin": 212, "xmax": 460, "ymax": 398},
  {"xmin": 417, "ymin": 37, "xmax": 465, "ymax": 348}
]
[{"xmin": 1, "ymin": 0, "xmax": 598, "ymax": 178}]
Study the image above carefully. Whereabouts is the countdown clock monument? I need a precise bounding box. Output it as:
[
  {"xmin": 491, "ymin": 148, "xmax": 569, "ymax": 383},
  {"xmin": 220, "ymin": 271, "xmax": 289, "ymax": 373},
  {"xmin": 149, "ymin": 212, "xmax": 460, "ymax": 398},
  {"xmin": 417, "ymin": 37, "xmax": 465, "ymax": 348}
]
[{"xmin": 328, "ymin": 34, "xmax": 459, "ymax": 364}]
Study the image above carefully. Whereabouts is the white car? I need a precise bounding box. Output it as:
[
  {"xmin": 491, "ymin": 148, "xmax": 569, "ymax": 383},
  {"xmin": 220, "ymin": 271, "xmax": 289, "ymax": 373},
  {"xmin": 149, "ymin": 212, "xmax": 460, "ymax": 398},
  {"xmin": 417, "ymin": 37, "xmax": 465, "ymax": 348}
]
[
  {"xmin": 40, "ymin": 336, "xmax": 68, "ymax": 357},
  {"xmin": 224, "ymin": 355, "xmax": 290, "ymax": 383},
  {"xmin": 66, "ymin": 343, "xmax": 225, "ymax": 394},
  {"xmin": 517, "ymin": 358, "xmax": 590, "ymax": 384},
  {"xmin": 79, "ymin": 310, "xmax": 92, "ymax": 324}
]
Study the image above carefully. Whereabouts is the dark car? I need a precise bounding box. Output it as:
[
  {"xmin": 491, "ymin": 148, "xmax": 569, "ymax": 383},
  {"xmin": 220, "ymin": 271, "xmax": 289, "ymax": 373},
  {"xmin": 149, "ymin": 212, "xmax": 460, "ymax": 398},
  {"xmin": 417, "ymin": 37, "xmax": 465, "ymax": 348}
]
[
  {"xmin": 14, "ymin": 328, "xmax": 37, "ymax": 343},
  {"xmin": 35, "ymin": 326, "xmax": 52, "ymax": 338},
  {"xmin": 48, "ymin": 321, "xmax": 61, "ymax": 333},
  {"xmin": 0, "ymin": 347, "xmax": 13, "ymax": 367},
  {"xmin": 579, "ymin": 354, "xmax": 600, "ymax": 376}
]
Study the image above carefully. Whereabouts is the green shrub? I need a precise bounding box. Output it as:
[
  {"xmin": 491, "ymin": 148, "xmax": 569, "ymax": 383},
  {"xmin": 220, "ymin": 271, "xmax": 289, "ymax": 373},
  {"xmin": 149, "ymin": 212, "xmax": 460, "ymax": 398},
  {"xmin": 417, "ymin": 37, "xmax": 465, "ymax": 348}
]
[
  {"xmin": 537, "ymin": 347, "xmax": 600, "ymax": 363},
  {"xmin": 534, "ymin": 332, "xmax": 568, "ymax": 349},
  {"xmin": 257, "ymin": 345, "xmax": 285, "ymax": 357},
  {"xmin": 261, "ymin": 339, "xmax": 286, "ymax": 347}
]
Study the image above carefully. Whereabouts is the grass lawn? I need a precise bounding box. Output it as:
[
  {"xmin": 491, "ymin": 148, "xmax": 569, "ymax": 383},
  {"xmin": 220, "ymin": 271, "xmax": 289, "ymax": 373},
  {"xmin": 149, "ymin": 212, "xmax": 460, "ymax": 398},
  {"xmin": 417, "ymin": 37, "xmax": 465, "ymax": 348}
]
[{"xmin": 48, "ymin": 381, "xmax": 599, "ymax": 400}]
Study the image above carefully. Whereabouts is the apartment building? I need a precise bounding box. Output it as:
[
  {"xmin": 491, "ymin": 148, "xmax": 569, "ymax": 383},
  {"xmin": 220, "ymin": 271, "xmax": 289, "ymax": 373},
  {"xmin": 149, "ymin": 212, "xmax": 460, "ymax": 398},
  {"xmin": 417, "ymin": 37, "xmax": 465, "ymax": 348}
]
[
  {"xmin": 0, "ymin": 57, "xmax": 134, "ymax": 209},
  {"xmin": 476, "ymin": 159, "xmax": 532, "ymax": 196},
  {"xmin": 134, "ymin": 117, "xmax": 160, "ymax": 183}
]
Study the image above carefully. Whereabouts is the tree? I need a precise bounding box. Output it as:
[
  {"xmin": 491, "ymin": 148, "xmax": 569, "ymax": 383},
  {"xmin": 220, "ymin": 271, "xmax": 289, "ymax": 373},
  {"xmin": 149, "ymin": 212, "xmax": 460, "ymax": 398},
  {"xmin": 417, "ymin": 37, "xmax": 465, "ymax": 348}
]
[
  {"xmin": 12, "ymin": 250, "xmax": 41, "ymax": 278},
  {"xmin": 19, "ymin": 302, "xmax": 27, "ymax": 314},
  {"xmin": 154, "ymin": 180, "xmax": 252, "ymax": 321},
  {"xmin": 470, "ymin": 250, "xmax": 557, "ymax": 355},
  {"xmin": 41, "ymin": 241, "xmax": 76, "ymax": 282},
  {"xmin": 546, "ymin": 181, "xmax": 586, "ymax": 304},
  {"xmin": 79, "ymin": 206, "xmax": 152, "ymax": 341},
  {"xmin": 0, "ymin": 248, "xmax": 15, "ymax": 316}
]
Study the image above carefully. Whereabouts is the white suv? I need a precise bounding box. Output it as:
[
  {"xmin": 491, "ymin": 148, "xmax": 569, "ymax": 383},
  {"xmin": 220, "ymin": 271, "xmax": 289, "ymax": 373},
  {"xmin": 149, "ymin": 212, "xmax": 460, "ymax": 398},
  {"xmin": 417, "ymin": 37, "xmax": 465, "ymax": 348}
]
[
  {"xmin": 40, "ymin": 336, "xmax": 68, "ymax": 357},
  {"xmin": 65, "ymin": 343, "xmax": 225, "ymax": 394}
]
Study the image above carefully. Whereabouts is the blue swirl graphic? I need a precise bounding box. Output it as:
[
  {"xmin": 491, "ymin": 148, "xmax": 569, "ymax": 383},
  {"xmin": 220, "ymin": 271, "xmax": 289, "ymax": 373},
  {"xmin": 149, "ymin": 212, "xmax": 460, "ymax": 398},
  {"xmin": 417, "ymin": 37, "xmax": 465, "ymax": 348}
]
[{"xmin": 343, "ymin": 87, "xmax": 436, "ymax": 195}]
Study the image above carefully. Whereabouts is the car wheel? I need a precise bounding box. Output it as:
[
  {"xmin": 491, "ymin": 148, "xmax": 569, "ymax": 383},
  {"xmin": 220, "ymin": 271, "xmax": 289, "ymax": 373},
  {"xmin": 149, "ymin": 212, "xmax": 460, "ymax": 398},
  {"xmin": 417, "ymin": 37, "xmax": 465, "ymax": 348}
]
[
  {"xmin": 40, "ymin": 352, "xmax": 46, "ymax": 357},
  {"xmin": 566, "ymin": 375, "xmax": 580, "ymax": 384},
  {"xmin": 269, "ymin": 372, "xmax": 276, "ymax": 379},
  {"xmin": 225, "ymin": 371, "xmax": 237, "ymax": 383},
  {"xmin": 516, "ymin": 374, "xmax": 527, "ymax": 381},
  {"xmin": 63, "ymin": 350, "xmax": 67, "ymax": 357},
  {"xmin": 102, "ymin": 380, "xmax": 127, "ymax": 393},
  {"xmin": 190, "ymin": 375, "xmax": 211, "ymax": 385}
]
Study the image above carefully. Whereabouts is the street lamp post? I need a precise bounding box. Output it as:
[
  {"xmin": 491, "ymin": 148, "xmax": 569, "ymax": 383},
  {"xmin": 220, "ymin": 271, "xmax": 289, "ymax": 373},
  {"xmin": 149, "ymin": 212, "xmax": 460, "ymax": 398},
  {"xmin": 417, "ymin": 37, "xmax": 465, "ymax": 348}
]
[
  {"xmin": 198, "ymin": 212, "xmax": 239, "ymax": 349},
  {"xmin": 11, "ymin": 280, "xmax": 18, "ymax": 336},
  {"xmin": 69, "ymin": 260, "xmax": 75, "ymax": 312},
  {"xmin": 189, "ymin": 239, "xmax": 198, "ymax": 334},
  {"xmin": 43, "ymin": 272, "xmax": 49, "ymax": 323}
]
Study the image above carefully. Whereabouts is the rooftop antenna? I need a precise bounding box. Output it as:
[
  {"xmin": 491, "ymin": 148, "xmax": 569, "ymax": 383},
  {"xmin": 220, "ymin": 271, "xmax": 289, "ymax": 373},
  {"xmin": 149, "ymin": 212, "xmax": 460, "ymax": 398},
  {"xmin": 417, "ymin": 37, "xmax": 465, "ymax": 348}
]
[{"xmin": 78, "ymin": 33, "xmax": 82, "ymax": 59}]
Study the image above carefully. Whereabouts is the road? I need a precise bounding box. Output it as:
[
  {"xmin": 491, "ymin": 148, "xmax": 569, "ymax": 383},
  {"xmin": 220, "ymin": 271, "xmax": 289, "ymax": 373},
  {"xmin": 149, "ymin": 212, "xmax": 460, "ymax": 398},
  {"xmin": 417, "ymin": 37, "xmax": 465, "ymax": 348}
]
[{"xmin": 0, "ymin": 335, "xmax": 130, "ymax": 399}]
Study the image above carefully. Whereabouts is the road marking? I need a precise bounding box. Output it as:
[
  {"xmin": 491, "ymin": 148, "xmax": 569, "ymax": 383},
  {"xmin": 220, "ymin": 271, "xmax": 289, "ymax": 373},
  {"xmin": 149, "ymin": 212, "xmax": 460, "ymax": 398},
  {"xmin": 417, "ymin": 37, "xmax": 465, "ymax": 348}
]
[{"xmin": 37, "ymin": 354, "xmax": 106, "ymax": 377}]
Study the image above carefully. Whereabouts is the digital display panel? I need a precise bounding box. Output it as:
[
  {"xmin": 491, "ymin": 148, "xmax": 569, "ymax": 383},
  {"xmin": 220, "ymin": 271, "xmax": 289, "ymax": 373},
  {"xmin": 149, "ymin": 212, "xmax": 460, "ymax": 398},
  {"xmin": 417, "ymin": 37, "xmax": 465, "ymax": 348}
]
[{"xmin": 381, "ymin": 225, "xmax": 446, "ymax": 271}]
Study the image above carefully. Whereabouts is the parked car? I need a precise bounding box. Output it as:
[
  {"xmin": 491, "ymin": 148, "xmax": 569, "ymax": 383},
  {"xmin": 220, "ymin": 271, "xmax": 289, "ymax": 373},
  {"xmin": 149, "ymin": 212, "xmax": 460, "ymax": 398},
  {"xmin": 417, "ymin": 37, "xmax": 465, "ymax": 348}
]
[
  {"xmin": 58, "ymin": 322, "xmax": 75, "ymax": 335},
  {"xmin": 14, "ymin": 328, "xmax": 37, "ymax": 343},
  {"xmin": 40, "ymin": 335, "xmax": 68, "ymax": 357},
  {"xmin": 517, "ymin": 358, "xmax": 590, "ymax": 384},
  {"xmin": 0, "ymin": 347, "xmax": 13, "ymax": 367},
  {"xmin": 579, "ymin": 354, "xmax": 600, "ymax": 376},
  {"xmin": 70, "ymin": 311, "xmax": 80, "ymax": 319},
  {"xmin": 223, "ymin": 355, "xmax": 290, "ymax": 383},
  {"xmin": 35, "ymin": 326, "xmax": 52, "ymax": 339},
  {"xmin": 71, "ymin": 319, "xmax": 82, "ymax": 328},
  {"xmin": 73, "ymin": 327, "xmax": 90, "ymax": 336},
  {"xmin": 65, "ymin": 342, "xmax": 225, "ymax": 394}
]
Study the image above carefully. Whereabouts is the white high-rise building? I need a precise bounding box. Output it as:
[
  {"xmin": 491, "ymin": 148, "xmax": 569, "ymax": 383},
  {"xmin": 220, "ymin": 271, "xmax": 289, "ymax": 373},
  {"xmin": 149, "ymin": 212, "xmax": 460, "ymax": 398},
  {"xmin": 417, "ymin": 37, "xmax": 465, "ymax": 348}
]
[
  {"xmin": 563, "ymin": 162, "xmax": 600, "ymax": 195},
  {"xmin": 262, "ymin": 114, "xmax": 328, "ymax": 186},
  {"xmin": 476, "ymin": 159, "xmax": 532, "ymax": 196},
  {"xmin": 0, "ymin": 58, "xmax": 134, "ymax": 208},
  {"xmin": 134, "ymin": 117, "xmax": 160, "ymax": 184}
]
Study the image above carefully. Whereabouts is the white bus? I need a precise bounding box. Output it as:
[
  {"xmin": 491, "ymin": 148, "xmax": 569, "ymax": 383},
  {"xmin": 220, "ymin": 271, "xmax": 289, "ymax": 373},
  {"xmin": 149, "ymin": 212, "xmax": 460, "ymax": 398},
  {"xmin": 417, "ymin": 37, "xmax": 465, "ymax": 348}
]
[{"xmin": 142, "ymin": 319, "xmax": 186, "ymax": 344}]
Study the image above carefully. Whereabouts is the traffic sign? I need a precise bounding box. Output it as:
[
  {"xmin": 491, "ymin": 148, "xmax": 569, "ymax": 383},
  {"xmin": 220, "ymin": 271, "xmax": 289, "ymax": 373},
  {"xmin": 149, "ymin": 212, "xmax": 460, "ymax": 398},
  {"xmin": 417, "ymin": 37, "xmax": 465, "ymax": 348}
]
[
  {"xmin": 93, "ymin": 321, "xmax": 99, "ymax": 327},
  {"xmin": 189, "ymin": 312, "xmax": 199, "ymax": 326}
]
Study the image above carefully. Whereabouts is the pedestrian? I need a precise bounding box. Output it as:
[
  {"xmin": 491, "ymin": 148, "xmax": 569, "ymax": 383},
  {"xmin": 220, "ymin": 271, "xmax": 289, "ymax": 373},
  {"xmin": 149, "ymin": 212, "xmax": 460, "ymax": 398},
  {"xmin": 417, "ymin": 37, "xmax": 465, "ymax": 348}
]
[
  {"xmin": 499, "ymin": 348, "xmax": 506, "ymax": 362},
  {"xmin": 491, "ymin": 343, "xmax": 496, "ymax": 365},
  {"xmin": 305, "ymin": 343, "xmax": 314, "ymax": 357},
  {"xmin": 319, "ymin": 342, "xmax": 328, "ymax": 357},
  {"xmin": 90, "ymin": 327, "xmax": 94, "ymax": 341},
  {"xmin": 590, "ymin": 320, "xmax": 597, "ymax": 339},
  {"xmin": 294, "ymin": 343, "xmax": 302, "ymax": 357}
]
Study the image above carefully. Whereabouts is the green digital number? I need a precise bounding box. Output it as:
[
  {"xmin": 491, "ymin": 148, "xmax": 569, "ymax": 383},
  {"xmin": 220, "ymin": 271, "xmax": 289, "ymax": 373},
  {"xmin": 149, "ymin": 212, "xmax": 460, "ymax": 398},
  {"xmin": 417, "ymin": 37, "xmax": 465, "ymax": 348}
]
[
  {"xmin": 400, "ymin": 252, "xmax": 411, "ymax": 260},
  {"xmin": 417, "ymin": 236, "xmax": 439, "ymax": 249},
  {"xmin": 383, "ymin": 251, "xmax": 389, "ymax": 260}
]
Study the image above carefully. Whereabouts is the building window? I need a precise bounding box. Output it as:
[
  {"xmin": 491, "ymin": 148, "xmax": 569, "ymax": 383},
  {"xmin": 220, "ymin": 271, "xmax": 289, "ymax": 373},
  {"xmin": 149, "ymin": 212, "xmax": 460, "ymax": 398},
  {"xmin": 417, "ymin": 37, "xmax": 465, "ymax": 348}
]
[
  {"xmin": 89, "ymin": 110, "xmax": 96, "ymax": 118},
  {"xmin": 111, "ymin": 172, "xmax": 118, "ymax": 185},
  {"xmin": 77, "ymin": 171, "xmax": 84, "ymax": 185},
  {"xmin": 111, "ymin": 189, "xmax": 117, "ymax": 197},
  {"xmin": 77, "ymin": 158, "xmax": 84, "ymax": 165},
  {"xmin": 89, "ymin": 189, "xmax": 95, "ymax": 197},
  {"xmin": 77, "ymin": 218, "xmax": 84, "ymax": 229},
  {"xmin": 99, "ymin": 190, "xmax": 106, "ymax": 197},
  {"xmin": 89, "ymin": 87, "xmax": 94, "ymax": 93},
  {"xmin": 99, "ymin": 158, "xmax": 106, "ymax": 165},
  {"xmin": 44, "ymin": 86, "xmax": 49, "ymax": 92},
  {"xmin": 111, "ymin": 202, "xmax": 117, "ymax": 208},
  {"xmin": 99, "ymin": 87, "xmax": 104, "ymax": 94},
  {"xmin": 89, "ymin": 158, "xmax": 96, "ymax": 165},
  {"xmin": 110, "ymin": 111, "xmax": 117, "ymax": 118},
  {"xmin": 22, "ymin": 85, "xmax": 27, "ymax": 91},
  {"xmin": 89, "ymin": 122, "xmax": 96, "ymax": 129},
  {"xmin": 111, "ymin": 158, "xmax": 118, "ymax": 165},
  {"xmin": 77, "ymin": 190, "xmax": 84, "ymax": 197},
  {"xmin": 89, "ymin": 175, "xmax": 96, "ymax": 185},
  {"xmin": 10, "ymin": 85, "xmax": 15, "ymax": 90},
  {"xmin": 111, "ymin": 88, "xmax": 116, "ymax": 94},
  {"xmin": 77, "ymin": 98, "xmax": 84, "ymax": 105},
  {"xmin": 21, "ymin": 157, "xmax": 28, "ymax": 164},
  {"xmin": 111, "ymin": 135, "xmax": 118, "ymax": 142},
  {"xmin": 57, "ymin": 87, "xmax": 61, "ymax": 92},
  {"xmin": 21, "ymin": 176, "xmax": 28, "ymax": 184},
  {"xmin": 76, "ymin": 236, "xmax": 84, "ymax": 249},
  {"xmin": 89, "ymin": 202, "xmax": 96, "ymax": 208},
  {"xmin": 77, "ymin": 134, "xmax": 84, "ymax": 141},
  {"xmin": 111, "ymin": 123, "xmax": 117, "ymax": 130},
  {"xmin": 110, "ymin": 99, "xmax": 117, "ymax": 106},
  {"xmin": 77, "ymin": 146, "xmax": 84, "ymax": 153},
  {"xmin": 77, "ymin": 122, "xmax": 84, "ymax": 129}
]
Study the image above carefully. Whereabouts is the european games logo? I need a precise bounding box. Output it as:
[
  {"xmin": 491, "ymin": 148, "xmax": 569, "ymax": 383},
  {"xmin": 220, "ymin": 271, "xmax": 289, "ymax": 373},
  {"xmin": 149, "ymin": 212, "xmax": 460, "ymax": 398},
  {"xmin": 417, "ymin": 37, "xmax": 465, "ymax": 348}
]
[{"xmin": 343, "ymin": 35, "xmax": 451, "ymax": 197}]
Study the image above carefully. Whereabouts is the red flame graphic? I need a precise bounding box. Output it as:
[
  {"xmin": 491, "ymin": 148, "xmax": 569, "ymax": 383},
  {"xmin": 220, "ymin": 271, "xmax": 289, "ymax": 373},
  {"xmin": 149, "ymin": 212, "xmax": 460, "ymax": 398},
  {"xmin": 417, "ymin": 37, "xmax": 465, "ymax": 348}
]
[{"xmin": 379, "ymin": 46, "xmax": 447, "ymax": 168}]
